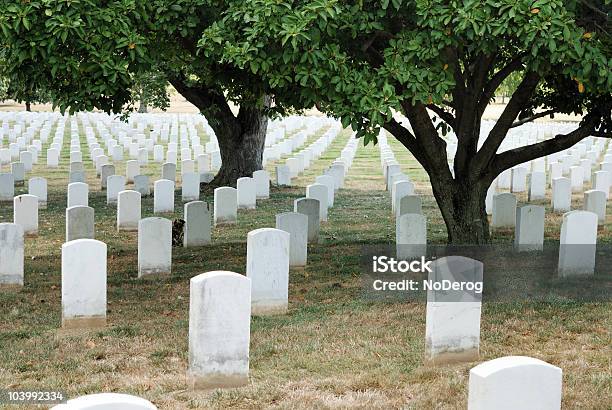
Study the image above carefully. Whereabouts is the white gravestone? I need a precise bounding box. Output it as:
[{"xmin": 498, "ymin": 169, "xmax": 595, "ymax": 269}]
[
  {"xmin": 28, "ymin": 177, "xmax": 47, "ymax": 209},
  {"xmin": 237, "ymin": 177, "xmax": 256, "ymax": 210},
  {"xmin": 134, "ymin": 174, "xmax": 151, "ymax": 197},
  {"xmin": 558, "ymin": 210, "xmax": 598, "ymax": 277},
  {"xmin": 61, "ymin": 239, "xmax": 107, "ymax": 329},
  {"xmin": 528, "ymin": 171, "xmax": 546, "ymax": 201},
  {"xmin": 184, "ymin": 201, "xmax": 211, "ymax": 247},
  {"xmin": 583, "ymin": 189, "xmax": 606, "ymax": 225},
  {"xmin": 397, "ymin": 195, "xmax": 422, "ymax": 218},
  {"xmin": 551, "ymin": 177, "xmax": 571, "ymax": 212},
  {"xmin": 181, "ymin": 172, "xmax": 200, "ymax": 202},
  {"xmin": 514, "ymin": 205, "xmax": 545, "ymax": 251},
  {"xmin": 13, "ymin": 194, "xmax": 38, "ymax": 236},
  {"xmin": 138, "ymin": 217, "xmax": 172, "ymax": 277},
  {"xmin": 68, "ymin": 182, "xmax": 89, "ymax": 208},
  {"xmin": 106, "ymin": 175, "xmax": 125, "ymax": 205},
  {"xmin": 253, "ymin": 170, "xmax": 270, "ymax": 199},
  {"xmin": 0, "ymin": 223, "xmax": 24, "ymax": 287},
  {"xmin": 0, "ymin": 173, "xmax": 15, "ymax": 202},
  {"xmin": 154, "ymin": 179, "xmax": 175, "ymax": 213},
  {"xmin": 117, "ymin": 190, "xmax": 141, "ymax": 232},
  {"xmin": 213, "ymin": 187, "xmax": 238, "ymax": 226},
  {"xmin": 491, "ymin": 193, "xmax": 517, "ymax": 228},
  {"xmin": 187, "ymin": 271, "xmax": 251, "ymax": 389},
  {"xmin": 275, "ymin": 212, "xmax": 308, "ymax": 267},
  {"xmin": 396, "ymin": 213, "xmax": 427, "ymax": 260},
  {"xmin": 246, "ymin": 228, "xmax": 290, "ymax": 315},
  {"xmin": 294, "ymin": 197, "xmax": 320, "ymax": 244},
  {"xmin": 66, "ymin": 206, "xmax": 95, "ymax": 241},
  {"xmin": 468, "ymin": 356, "xmax": 562, "ymax": 410},
  {"xmin": 51, "ymin": 393, "xmax": 157, "ymax": 410},
  {"xmin": 425, "ymin": 256, "xmax": 483, "ymax": 364},
  {"xmin": 306, "ymin": 183, "xmax": 329, "ymax": 222}
]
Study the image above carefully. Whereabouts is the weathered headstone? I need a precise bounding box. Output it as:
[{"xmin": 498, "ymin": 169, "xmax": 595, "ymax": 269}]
[
  {"xmin": 28, "ymin": 177, "xmax": 47, "ymax": 209},
  {"xmin": 117, "ymin": 190, "xmax": 141, "ymax": 231},
  {"xmin": 154, "ymin": 179, "xmax": 175, "ymax": 213},
  {"xmin": 0, "ymin": 223, "xmax": 24, "ymax": 287},
  {"xmin": 551, "ymin": 177, "xmax": 571, "ymax": 212},
  {"xmin": 514, "ymin": 205, "xmax": 545, "ymax": 252},
  {"xmin": 100, "ymin": 164, "xmax": 115, "ymax": 190},
  {"xmin": 13, "ymin": 194, "xmax": 38, "ymax": 236},
  {"xmin": 237, "ymin": 177, "xmax": 256, "ymax": 210},
  {"xmin": 106, "ymin": 175, "xmax": 125, "ymax": 205},
  {"xmin": 134, "ymin": 174, "xmax": 151, "ymax": 196},
  {"xmin": 584, "ymin": 189, "xmax": 606, "ymax": 225},
  {"xmin": 253, "ymin": 170, "xmax": 270, "ymax": 199},
  {"xmin": 397, "ymin": 195, "xmax": 422, "ymax": 218},
  {"xmin": 138, "ymin": 217, "xmax": 172, "ymax": 277},
  {"xmin": 275, "ymin": 212, "xmax": 308, "ymax": 267},
  {"xmin": 246, "ymin": 228, "xmax": 290, "ymax": 315},
  {"xmin": 396, "ymin": 213, "xmax": 427, "ymax": 260},
  {"xmin": 184, "ymin": 201, "xmax": 211, "ymax": 247},
  {"xmin": 491, "ymin": 193, "xmax": 517, "ymax": 228},
  {"xmin": 187, "ymin": 271, "xmax": 251, "ymax": 389},
  {"xmin": 558, "ymin": 210, "xmax": 598, "ymax": 277},
  {"xmin": 294, "ymin": 197, "xmax": 320, "ymax": 244},
  {"xmin": 66, "ymin": 206, "xmax": 95, "ymax": 241},
  {"xmin": 425, "ymin": 256, "xmax": 483, "ymax": 364},
  {"xmin": 306, "ymin": 183, "xmax": 329, "ymax": 222},
  {"xmin": 0, "ymin": 173, "xmax": 15, "ymax": 202},
  {"xmin": 468, "ymin": 356, "xmax": 562, "ymax": 410},
  {"xmin": 181, "ymin": 172, "xmax": 200, "ymax": 202},
  {"xmin": 162, "ymin": 162, "xmax": 176, "ymax": 182},
  {"xmin": 213, "ymin": 187, "xmax": 238, "ymax": 226},
  {"xmin": 61, "ymin": 239, "xmax": 107, "ymax": 329}
]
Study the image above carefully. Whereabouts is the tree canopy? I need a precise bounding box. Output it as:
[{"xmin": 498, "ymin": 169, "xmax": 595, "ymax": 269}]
[
  {"xmin": 0, "ymin": 0, "xmax": 284, "ymax": 184},
  {"xmin": 202, "ymin": 0, "xmax": 611, "ymax": 141}
]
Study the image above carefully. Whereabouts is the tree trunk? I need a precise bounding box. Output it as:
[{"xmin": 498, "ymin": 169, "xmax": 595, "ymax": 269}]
[
  {"xmin": 211, "ymin": 104, "xmax": 268, "ymax": 187},
  {"xmin": 167, "ymin": 77, "xmax": 271, "ymax": 188},
  {"xmin": 25, "ymin": 101, "xmax": 31, "ymax": 111},
  {"xmin": 138, "ymin": 100, "xmax": 148, "ymax": 113},
  {"xmin": 432, "ymin": 178, "xmax": 491, "ymax": 244}
]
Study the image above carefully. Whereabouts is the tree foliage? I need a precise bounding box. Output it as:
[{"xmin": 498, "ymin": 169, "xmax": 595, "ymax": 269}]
[
  {"xmin": 201, "ymin": 0, "xmax": 611, "ymax": 142},
  {"xmin": 0, "ymin": 0, "xmax": 276, "ymax": 120}
]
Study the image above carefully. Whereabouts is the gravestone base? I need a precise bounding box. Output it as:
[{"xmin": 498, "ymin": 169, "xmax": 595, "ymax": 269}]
[
  {"xmin": 187, "ymin": 372, "xmax": 249, "ymax": 390},
  {"xmin": 24, "ymin": 231, "xmax": 38, "ymax": 238},
  {"xmin": 138, "ymin": 268, "xmax": 171, "ymax": 279},
  {"xmin": 215, "ymin": 219, "xmax": 236, "ymax": 226},
  {"xmin": 251, "ymin": 301, "xmax": 288, "ymax": 316},
  {"xmin": 0, "ymin": 282, "xmax": 23, "ymax": 290},
  {"xmin": 62, "ymin": 316, "xmax": 106, "ymax": 329},
  {"xmin": 425, "ymin": 347, "xmax": 479, "ymax": 365},
  {"xmin": 117, "ymin": 223, "xmax": 139, "ymax": 232}
]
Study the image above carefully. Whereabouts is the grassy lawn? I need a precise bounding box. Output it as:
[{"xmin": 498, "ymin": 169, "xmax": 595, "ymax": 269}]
[{"xmin": 0, "ymin": 120, "xmax": 610, "ymax": 409}]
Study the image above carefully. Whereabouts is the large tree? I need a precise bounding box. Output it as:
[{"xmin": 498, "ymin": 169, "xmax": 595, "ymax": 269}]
[
  {"xmin": 0, "ymin": 0, "xmax": 276, "ymax": 186},
  {"xmin": 201, "ymin": 0, "xmax": 612, "ymax": 243}
]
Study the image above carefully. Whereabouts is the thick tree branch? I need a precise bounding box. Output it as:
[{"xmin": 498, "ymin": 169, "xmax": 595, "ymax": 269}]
[
  {"xmin": 510, "ymin": 109, "xmax": 557, "ymax": 128},
  {"xmin": 168, "ymin": 76, "xmax": 238, "ymax": 132},
  {"xmin": 477, "ymin": 54, "xmax": 525, "ymax": 116},
  {"xmin": 427, "ymin": 104, "xmax": 456, "ymax": 128},
  {"xmin": 474, "ymin": 71, "xmax": 541, "ymax": 170},
  {"xmin": 491, "ymin": 113, "xmax": 600, "ymax": 173}
]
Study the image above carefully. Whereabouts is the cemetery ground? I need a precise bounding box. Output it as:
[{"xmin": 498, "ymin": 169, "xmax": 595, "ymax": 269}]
[{"xmin": 1, "ymin": 127, "xmax": 610, "ymax": 409}]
